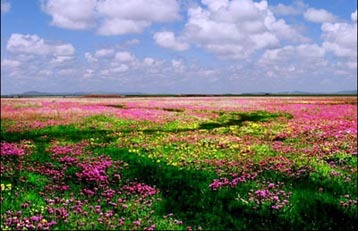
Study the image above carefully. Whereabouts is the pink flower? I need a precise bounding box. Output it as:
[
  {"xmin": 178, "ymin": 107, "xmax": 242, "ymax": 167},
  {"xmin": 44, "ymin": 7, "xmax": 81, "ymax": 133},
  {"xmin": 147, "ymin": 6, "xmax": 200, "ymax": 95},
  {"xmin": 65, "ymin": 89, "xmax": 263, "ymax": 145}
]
[
  {"xmin": 268, "ymin": 183, "xmax": 275, "ymax": 189},
  {"xmin": 255, "ymin": 189, "xmax": 269, "ymax": 198},
  {"xmin": 133, "ymin": 219, "xmax": 141, "ymax": 226}
]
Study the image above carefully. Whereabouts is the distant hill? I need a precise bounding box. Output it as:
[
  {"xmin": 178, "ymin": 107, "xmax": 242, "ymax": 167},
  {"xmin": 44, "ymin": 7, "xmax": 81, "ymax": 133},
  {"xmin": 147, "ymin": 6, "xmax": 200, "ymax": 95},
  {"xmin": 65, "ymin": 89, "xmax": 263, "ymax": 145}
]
[
  {"xmin": 1, "ymin": 89, "xmax": 356, "ymax": 97},
  {"xmin": 335, "ymin": 90, "xmax": 357, "ymax": 94},
  {"xmin": 22, "ymin": 91, "xmax": 53, "ymax": 96}
]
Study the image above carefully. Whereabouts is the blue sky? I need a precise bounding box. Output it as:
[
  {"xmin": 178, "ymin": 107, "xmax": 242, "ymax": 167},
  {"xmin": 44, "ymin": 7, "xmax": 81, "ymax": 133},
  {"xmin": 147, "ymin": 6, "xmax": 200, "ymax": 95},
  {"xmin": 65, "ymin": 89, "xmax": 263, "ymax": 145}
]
[{"xmin": 1, "ymin": 0, "xmax": 357, "ymax": 94}]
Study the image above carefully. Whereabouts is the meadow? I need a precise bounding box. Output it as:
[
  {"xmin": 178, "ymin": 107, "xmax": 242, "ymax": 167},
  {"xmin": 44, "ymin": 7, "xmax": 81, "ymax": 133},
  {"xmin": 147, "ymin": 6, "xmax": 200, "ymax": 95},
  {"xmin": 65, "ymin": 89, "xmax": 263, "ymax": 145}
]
[{"xmin": 0, "ymin": 96, "xmax": 357, "ymax": 230}]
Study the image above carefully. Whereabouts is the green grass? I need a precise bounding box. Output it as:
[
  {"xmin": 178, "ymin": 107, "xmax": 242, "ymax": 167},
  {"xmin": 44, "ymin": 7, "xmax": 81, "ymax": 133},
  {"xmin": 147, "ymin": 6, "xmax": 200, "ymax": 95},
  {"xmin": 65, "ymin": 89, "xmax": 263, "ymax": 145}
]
[{"xmin": 1, "ymin": 110, "xmax": 357, "ymax": 230}]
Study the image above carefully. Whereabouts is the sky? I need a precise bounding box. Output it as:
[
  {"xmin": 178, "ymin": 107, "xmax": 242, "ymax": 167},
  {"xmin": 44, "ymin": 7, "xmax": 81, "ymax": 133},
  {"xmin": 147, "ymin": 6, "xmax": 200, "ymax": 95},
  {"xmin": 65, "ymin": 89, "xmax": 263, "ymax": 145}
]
[{"xmin": 1, "ymin": 0, "xmax": 357, "ymax": 94}]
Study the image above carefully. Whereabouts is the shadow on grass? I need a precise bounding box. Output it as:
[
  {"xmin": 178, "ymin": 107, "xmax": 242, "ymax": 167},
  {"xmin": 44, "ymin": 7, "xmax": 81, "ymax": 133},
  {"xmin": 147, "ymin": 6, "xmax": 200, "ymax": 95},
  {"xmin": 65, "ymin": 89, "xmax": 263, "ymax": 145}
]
[
  {"xmin": 103, "ymin": 147, "xmax": 250, "ymax": 230},
  {"xmin": 105, "ymin": 148, "xmax": 356, "ymax": 230},
  {"xmin": 1, "ymin": 110, "xmax": 289, "ymax": 141},
  {"xmin": 1, "ymin": 114, "xmax": 355, "ymax": 230},
  {"xmin": 198, "ymin": 111, "xmax": 291, "ymax": 130},
  {"xmin": 1, "ymin": 125, "xmax": 113, "ymax": 143}
]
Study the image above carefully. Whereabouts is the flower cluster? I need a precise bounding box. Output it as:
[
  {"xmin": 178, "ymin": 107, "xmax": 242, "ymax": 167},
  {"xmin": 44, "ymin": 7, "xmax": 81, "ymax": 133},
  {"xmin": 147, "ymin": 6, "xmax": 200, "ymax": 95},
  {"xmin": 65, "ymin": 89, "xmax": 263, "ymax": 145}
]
[
  {"xmin": 122, "ymin": 182, "xmax": 158, "ymax": 198},
  {"xmin": 0, "ymin": 184, "xmax": 12, "ymax": 192},
  {"xmin": 2, "ymin": 210, "xmax": 56, "ymax": 230},
  {"xmin": 75, "ymin": 155, "xmax": 112, "ymax": 185},
  {"xmin": 0, "ymin": 142, "xmax": 25, "ymax": 156},
  {"xmin": 247, "ymin": 182, "xmax": 292, "ymax": 210},
  {"xmin": 1, "ymin": 96, "xmax": 356, "ymax": 230}
]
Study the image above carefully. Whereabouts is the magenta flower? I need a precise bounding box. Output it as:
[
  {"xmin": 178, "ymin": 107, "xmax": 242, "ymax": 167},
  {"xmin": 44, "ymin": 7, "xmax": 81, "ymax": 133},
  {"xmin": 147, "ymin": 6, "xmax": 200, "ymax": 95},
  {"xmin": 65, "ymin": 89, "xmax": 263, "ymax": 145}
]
[{"xmin": 255, "ymin": 189, "xmax": 269, "ymax": 198}]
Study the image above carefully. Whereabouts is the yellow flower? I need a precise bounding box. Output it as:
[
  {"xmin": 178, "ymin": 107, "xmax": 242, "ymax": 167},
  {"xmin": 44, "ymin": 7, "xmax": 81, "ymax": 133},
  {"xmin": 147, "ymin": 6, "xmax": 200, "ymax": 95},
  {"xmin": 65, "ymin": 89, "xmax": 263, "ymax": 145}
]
[{"xmin": 0, "ymin": 184, "xmax": 11, "ymax": 191}]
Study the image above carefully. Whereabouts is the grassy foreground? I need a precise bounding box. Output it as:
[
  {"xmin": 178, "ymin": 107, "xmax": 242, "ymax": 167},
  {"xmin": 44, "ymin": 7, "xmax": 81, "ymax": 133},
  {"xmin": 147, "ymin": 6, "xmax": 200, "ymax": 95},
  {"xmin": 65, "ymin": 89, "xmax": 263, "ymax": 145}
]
[{"xmin": 1, "ymin": 97, "xmax": 357, "ymax": 230}]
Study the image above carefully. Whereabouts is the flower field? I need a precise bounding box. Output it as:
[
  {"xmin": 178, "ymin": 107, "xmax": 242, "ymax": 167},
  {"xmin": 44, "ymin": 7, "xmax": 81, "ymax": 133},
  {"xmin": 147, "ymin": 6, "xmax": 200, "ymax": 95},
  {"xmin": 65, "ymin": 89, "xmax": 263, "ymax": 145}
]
[{"xmin": 1, "ymin": 96, "xmax": 357, "ymax": 230}]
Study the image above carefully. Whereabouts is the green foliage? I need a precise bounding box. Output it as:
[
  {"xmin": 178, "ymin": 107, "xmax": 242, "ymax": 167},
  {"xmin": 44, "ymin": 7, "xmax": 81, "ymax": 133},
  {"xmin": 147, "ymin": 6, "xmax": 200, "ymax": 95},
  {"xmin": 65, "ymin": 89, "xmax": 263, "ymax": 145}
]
[
  {"xmin": 25, "ymin": 172, "xmax": 48, "ymax": 190},
  {"xmin": 1, "ymin": 107, "xmax": 356, "ymax": 230}
]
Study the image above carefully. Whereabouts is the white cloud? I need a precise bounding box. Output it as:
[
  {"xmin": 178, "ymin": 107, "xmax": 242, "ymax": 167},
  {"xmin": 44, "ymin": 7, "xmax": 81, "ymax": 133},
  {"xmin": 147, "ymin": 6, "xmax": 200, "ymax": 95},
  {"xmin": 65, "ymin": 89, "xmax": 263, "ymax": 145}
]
[
  {"xmin": 41, "ymin": 0, "xmax": 97, "ymax": 30},
  {"xmin": 81, "ymin": 49, "xmax": 173, "ymax": 80},
  {"xmin": 84, "ymin": 52, "xmax": 97, "ymax": 63},
  {"xmin": 97, "ymin": 18, "xmax": 150, "ymax": 35},
  {"xmin": 58, "ymin": 68, "xmax": 76, "ymax": 76},
  {"xmin": 321, "ymin": 21, "xmax": 357, "ymax": 58},
  {"xmin": 1, "ymin": 59, "xmax": 21, "ymax": 69},
  {"xmin": 114, "ymin": 51, "xmax": 136, "ymax": 62},
  {"xmin": 161, "ymin": 0, "xmax": 307, "ymax": 59},
  {"xmin": 201, "ymin": 0, "xmax": 229, "ymax": 12},
  {"xmin": 6, "ymin": 34, "xmax": 46, "ymax": 55},
  {"xmin": 142, "ymin": 57, "xmax": 165, "ymax": 74},
  {"xmin": 352, "ymin": 10, "xmax": 357, "ymax": 22},
  {"xmin": 94, "ymin": 49, "xmax": 115, "ymax": 58},
  {"xmin": 96, "ymin": 0, "xmax": 179, "ymax": 22},
  {"xmin": 3, "ymin": 34, "xmax": 77, "ymax": 82},
  {"xmin": 83, "ymin": 69, "xmax": 94, "ymax": 79},
  {"xmin": 143, "ymin": 57, "xmax": 156, "ymax": 66},
  {"xmin": 271, "ymin": 4, "xmax": 299, "ymax": 16},
  {"xmin": 7, "ymin": 33, "xmax": 75, "ymax": 57},
  {"xmin": 171, "ymin": 59, "xmax": 186, "ymax": 73},
  {"xmin": 38, "ymin": 70, "xmax": 53, "ymax": 76},
  {"xmin": 41, "ymin": 0, "xmax": 180, "ymax": 35},
  {"xmin": 270, "ymin": 1, "xmax": 308, "ymax": 16},
  {"xmin": 111, "ymin": 64, "xmax": 129, "ymax": 73},
  {"xmin": 304, "ymin": 8, "xmax": 337, "ymax": 23},
  {"xmin": 1, "ymin": 0, "xmax": 10, "ymax": 13},
  {"xmin": 256, "ymin": 37, "xmax": 356, "ymax": 87},
  {"xmin": 259, "ymin": 44, "xmax": 325, "ymax": 65},
  {"xmin": 49, "ymin": 55, "xmax": 74, "ymax": 65},
  {"xmin": 258, "ymin": 44, "xmax": 328, "ymax": 79},
  {"xmin": 153, "ymin": 31, "xmax": 189, "ymax": 51},
  {"xmin": 84, "ymin": 49, "xmax": 137, "ymax": 71},
  {"xmin": 7, "ymin": 34, "xmax": 75, "ymax": 67},
  {"xmin": 125, "ymin": 39, "xmax": 140, "ymax": 46}
]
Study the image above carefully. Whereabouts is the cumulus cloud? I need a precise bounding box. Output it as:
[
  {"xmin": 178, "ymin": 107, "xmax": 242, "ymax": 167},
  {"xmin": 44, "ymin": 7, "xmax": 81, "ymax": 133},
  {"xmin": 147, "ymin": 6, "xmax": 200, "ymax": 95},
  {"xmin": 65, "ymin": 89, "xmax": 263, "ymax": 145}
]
[
  {"xmin": 260, "ymin": 44, "xmax": 325, "ymax": 64},
  {"xmin": 6, "ymin": 33, "xmax": 75, "ymax": 64},
  {"xmin": 321, "ymin": 21, "xmax": 357, "ymax": 58},
  {"xmin": 1, "ymin": 59, "xmax": 21, "ymax": 69},
  {"xmin": 143, "ymin": 57, "xmax": 155, "ymax": 66},
  {"xmin": 125, "ymin": 39, "xmax": 140, "ymax": 46},
  {"xmin": 2, "ymin": 34, "xmax": 81, "ymax": 93},
  {"xmin": 41, "ymin": 0, "xmax": 179, "ymax": 35},
  {"xmin": 95, "ymin": 0, "xmax": 179, "ymax": 22},
  {"xmin": 153, "ymin": 31, "xmax": 189, "ymax": 51},
  {"xmin": 271, "ymin": 4, "xmax": 299, "ymax": 16},
  {"xmin": 352, "ymin": 10, "xmax": 357, "ymax": 22},
  {"xmin": 41, "ymin": 0, "xmax": 97, "ymax": 30},
  {"xmin": 110, "ymin": 64, "xmax": 129, "ymax": 73},
  {"xmin": 171, "ymin": 59, "xmax": 186, "ymax": 73},
  {"xmin": 1, "ymin": 0, "xmax": 10, "ymax": 13},
  {"xmin": 114, "ymin": 51, "xmax": 136, "ymax": 62},
  {"xmin": 50, "ymin": 55, "xmax": 74, "ymax": 65},
  {"xmin": 257, "ymin": 43, "xmax": 330, "ymax": 81},
  {"xmin": 201, "ymin": 0, "xmax": 229, "ymax": 11},
  {"xmin": 83, "ymin": 49, "xmax": 139, "ymax": 77},
  {"xmin": 81, "ymin": 47, "xmax": 194, "ymax": 81},
  {"xmin": 304, "ymin": 8, "xmax": 337, "ymax": 23},
  {"xmin": 270, "ymin": 1, "xmax": 308, "ymax": 16},
  {"xmin": 94, "ymin": 49, "xmax": 115, "ymax": 58},
  {"xmin": 84, "ymin": 52, "xmax": 97, "ymax": 63},
  {"xmin": 97, "ymin": 19, "xmax": 150, "ymax": 35},
  {"xmin": 256, "ymin": 8, "xmax": 357, "ymax": 84},
  {"xmin": 158, "ymin": 0, "xmax": 307, "ymax": 59}
]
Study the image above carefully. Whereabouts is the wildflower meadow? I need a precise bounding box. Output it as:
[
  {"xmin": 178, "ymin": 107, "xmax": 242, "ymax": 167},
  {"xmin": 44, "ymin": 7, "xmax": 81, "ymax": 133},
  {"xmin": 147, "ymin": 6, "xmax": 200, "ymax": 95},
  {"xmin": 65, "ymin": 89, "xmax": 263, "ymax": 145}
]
[{"xmin": 0, "ymin": 96, "xmax": 357, "ymax": 230}]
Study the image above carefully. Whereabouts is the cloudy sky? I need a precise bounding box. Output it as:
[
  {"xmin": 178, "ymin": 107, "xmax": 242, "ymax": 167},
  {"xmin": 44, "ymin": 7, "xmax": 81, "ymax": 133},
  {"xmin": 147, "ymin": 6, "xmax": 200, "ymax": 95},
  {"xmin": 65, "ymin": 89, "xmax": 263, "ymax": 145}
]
[{"xmin": 1, "ymin": 0, "xmax": 357, "ymax": 94}]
